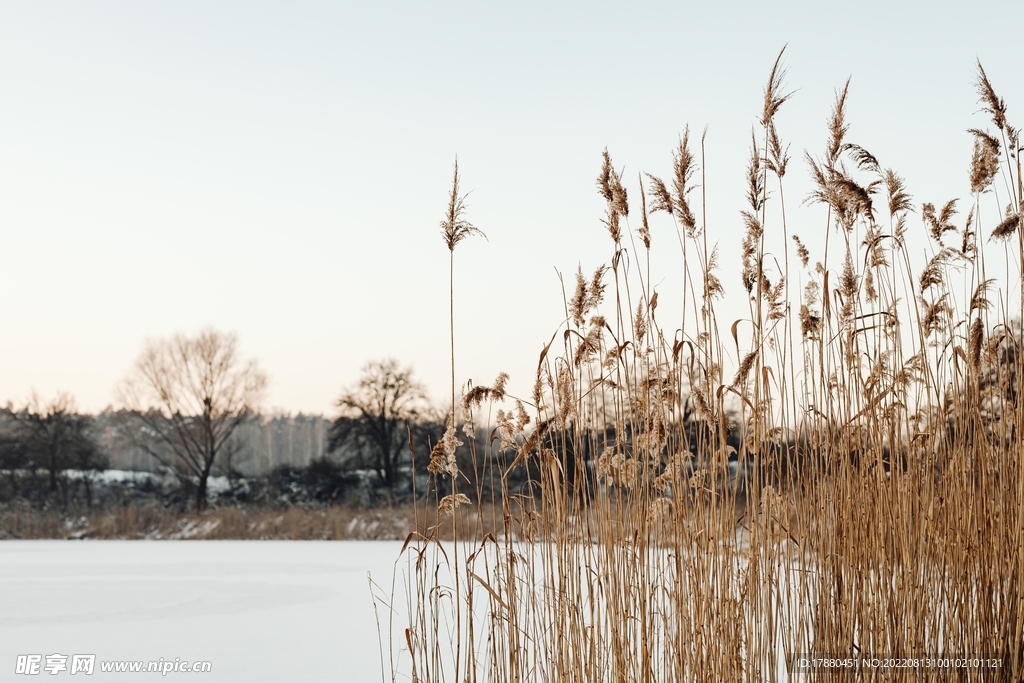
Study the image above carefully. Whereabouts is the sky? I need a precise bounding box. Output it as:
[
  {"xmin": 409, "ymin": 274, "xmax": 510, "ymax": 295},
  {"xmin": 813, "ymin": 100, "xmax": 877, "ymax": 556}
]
[{"xmin": 0, "ymin": 1, "xmax": 1021, "ymax": 416}]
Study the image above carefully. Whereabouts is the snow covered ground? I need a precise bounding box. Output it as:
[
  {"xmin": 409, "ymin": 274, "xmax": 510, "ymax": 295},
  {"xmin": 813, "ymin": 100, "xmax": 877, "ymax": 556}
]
[{"xmin": 0, "ymin": 540, "xmax": 406, "ymax": 682}]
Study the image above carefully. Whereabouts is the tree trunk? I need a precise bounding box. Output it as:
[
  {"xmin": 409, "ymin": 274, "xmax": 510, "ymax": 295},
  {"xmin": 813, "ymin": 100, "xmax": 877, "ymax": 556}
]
[
  {"xmin": 378, "ymin": 433, "xmax": 393, "ymax": 487},
  {"xmin": 48, "ymin": 447, "xmax": 58, "ymax": 492},
  {"xmin": 384, "ymin": 451, "xmax": 395, "ymax": 487},
  {"xmin": 197, "ymin": 460, "xmax": 214, "ymax": 512},
  {"xmin": 376, "ymin": 450, "xmax": 387, "ymax": 487}
]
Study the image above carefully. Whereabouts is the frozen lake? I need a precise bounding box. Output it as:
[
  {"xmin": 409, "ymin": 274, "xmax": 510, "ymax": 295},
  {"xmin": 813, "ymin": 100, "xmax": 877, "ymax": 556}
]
[{"xmin": 0, "ymin": 540, "xmax": 406, "ymax": 682}]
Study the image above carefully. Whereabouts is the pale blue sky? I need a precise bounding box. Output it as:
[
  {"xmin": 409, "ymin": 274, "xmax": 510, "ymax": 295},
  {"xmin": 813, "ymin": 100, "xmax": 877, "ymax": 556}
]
[{"xmin": 0, "ymin": 1, "xmax": 1020, "ymax": 414}]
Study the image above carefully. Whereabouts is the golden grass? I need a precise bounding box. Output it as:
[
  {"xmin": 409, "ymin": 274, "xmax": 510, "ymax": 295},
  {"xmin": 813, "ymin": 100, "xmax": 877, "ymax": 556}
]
[
  {"xmin": 0, "ymin": 501, "xmax": 503, "ymax": 541},
  {"xmin": 396, "ymin": 52, "xmax": 1024, "ymax": 682}
]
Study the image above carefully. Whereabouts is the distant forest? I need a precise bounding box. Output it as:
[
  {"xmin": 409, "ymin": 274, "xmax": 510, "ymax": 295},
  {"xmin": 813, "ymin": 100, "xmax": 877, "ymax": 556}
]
[{"xmin": 93, "ymin": 412, "xmax": 332, "ymax": 475}]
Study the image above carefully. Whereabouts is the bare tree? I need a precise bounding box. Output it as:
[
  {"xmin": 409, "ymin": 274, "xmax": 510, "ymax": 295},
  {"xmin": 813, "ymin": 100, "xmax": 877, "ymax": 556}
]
[
  {"xmin": 1, "ymin": 392, "xmax": 103, "ymax": 504},
  {"xmin": 117, "ymin": 328, "xmax": 267, "ymax": 510},
  {"xmin": 328, "ymin": 359, "xmax": 428, "ymax": 488}
]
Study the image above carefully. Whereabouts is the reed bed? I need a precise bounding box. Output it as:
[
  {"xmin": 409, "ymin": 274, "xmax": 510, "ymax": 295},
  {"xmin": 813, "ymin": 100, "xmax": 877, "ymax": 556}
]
[
  {"xmin": 393, "ymin": 53, "xmax": 1024, "ymax": 682},
  {"xmin": 0, "ymin": 501, "xmax": 489, "ymax": 540}
]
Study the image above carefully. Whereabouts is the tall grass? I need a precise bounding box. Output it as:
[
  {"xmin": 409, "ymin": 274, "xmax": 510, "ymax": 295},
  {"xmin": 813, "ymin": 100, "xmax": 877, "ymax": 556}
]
[
  {"xmin": 0, "ymin": 501, "xmax": 469, "ymax": 540},
  {"xmin": 392, "ymin": 54, "xmax": 1023, "ymax": 682}
]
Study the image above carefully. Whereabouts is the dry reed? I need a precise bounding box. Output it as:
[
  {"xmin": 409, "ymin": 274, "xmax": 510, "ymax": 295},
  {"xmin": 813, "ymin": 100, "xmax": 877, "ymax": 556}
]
[
  {"xmin": 394, "ymin": 53, "xmax": 1023, "ymax": 682},
  {"xmin": 0, "ymin": 501, "xmax": 500, "ymax": 541}
]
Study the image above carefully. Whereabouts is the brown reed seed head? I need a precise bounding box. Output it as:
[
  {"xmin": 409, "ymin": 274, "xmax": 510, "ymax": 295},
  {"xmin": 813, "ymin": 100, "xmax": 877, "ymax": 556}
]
[
  {"xmin": 745, "ymin": 130, "xmax": 764, "ymax": 213},
  {"xmin": 968, "ymin": 317, "xmax": 984, "ymax": 373},
  {"xmin": 426, "ymin": 439, "xmax": 447, "ymax": 474},
  {"xmin": 761, "ymin": 46, "xmax": 792, "ymax": 128},
  {"xmin": 827, "ymin": 79, "xmax": 851, "ymax": 166},
  {"xmin": 922, "ymin": 200, "xmax": 958, "ymax": 242},
  {"xmin": 437, "ymin": 493, "xmax": 470, "ymax": 515},
  {"xmin": 645, "ymin": 173, "xmax": 673, "ymax": 216},
  {"xmin": 766, "ymin": 124, "xmax": 790, "ymax": 178},
  {"xmin": 968, "ymin": 129, "xmax": 1001, "ymax": 193},
  {"xmin": 461, "ymin": 372, "xmax": 510, "ymax": 412},
  {"xmin": 919, "ymin": 249, "xmax": 952, "ymax": 292},
  {"xmin": 970, "ymin": 278, "xmax": 994, "ymax": 314},
  {"xmin": 440, "ymin": 158, "xmax": 486, "ymax": 252},
  {"xmin": 792, "ymin": 235, "xmax": 810, "ymax": 268},
  {"xmin": 975, "ymin": 60, "xmax": 1007, "ymax": 132},
  {"xmin": 427, "ymin": 419, "xmax": 462, "ymax": 477},
  {"xmin": 992, "ymin": 212, "xmax": 1020, "ymax": 240},
  {"xmin": 570, "ymin": 267, "xmax": 588, "ymax": 328},
  {"xmin": 633, "ymin": 301, "xmax": 646, "ymax": 345},
  {"xmin": 840, "ymin": 248, "xmax": 857, "ymax": 301},
  {"xmin": 573, "ymin": 327, "xmax": 601, "ymax": 368},
  {"xmin": 638, "ymin": 175, "xmax": 651, "ymax": 249},
  {"xmin": 740, "ymin": 210, "xmax": 762, "ymax": 294},
  {"xmin": 596, "ymin": 148, "xmax": 614, "ymax": 204},
  {"xmin": 597, "ymin": 149, "xmax": 630, "ymax": 245},
  {"xmin": 884, "ymin": 168, "xmax": 913, "ymax": 218},
  {"xmin": 673, "ymin": 128, "xmax": 698, "ymax": 235},
  {"xmin": 704, "ymin": 246, "xmax": 724, "ymax": 300},
  {"xmin": 570, "ymin": 266, "xmax": 608, "ymax": 329}
]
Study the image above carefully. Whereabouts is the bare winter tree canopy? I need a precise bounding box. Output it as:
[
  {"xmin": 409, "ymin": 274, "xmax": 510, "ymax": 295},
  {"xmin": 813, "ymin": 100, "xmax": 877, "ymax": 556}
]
[
  {"xmin": 328, "ymin": 359, "xmax": 427, "ymax": 487},
  {"xmin": 1, "ymin": 392, "xmax": 104, "ymax": 503},
  {"xmin": 117, "ymin": 328, "xmax": 267, "ymax": 510}
]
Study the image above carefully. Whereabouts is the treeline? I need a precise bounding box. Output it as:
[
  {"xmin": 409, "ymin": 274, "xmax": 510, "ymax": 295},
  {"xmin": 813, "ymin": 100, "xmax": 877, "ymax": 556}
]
[
  {"xmin": 0, "ymin": 353, "xmax": 752, "ymax": 513},
  {"xmin": 0, "ymin": 392, "xmax": 640, "ymax": 512},
  {"xmin": 0, "ymin": 400, "xmax": 337, "ymax": 508},
  {"xmin": 0, "ymin": 390, "xmax": 464, "ymax": 511},
  {"xmin": 95, "ymin": 411, "xmax": 332, "ymax": 474},
  {"xmin": 0, "ymin": 335, "xmax": 746, "ymax": 513},
  {"xmin": 1, "ymin": 332, "xmax": 528, "ymax": 513},
  {"xmin": 0, "ymin": 395, "xmax": 107, "ymax": 507}
]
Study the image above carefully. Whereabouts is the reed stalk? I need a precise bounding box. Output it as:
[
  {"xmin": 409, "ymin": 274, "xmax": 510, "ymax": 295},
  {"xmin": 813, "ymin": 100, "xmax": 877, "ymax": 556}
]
[{"xmin": 392, "ymin": 58, "xmax": 1023, "ymax": 683}]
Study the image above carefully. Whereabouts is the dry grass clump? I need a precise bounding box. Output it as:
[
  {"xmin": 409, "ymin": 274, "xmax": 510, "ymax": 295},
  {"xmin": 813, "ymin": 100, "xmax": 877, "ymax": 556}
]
[
  {"xmin": 0, "ymin": 501, "xmax": 501, "ymax": 541},
  {"xmin": 393, "ymin": 51, "xmax": 1024, "ymax": 683}
]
